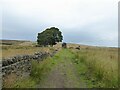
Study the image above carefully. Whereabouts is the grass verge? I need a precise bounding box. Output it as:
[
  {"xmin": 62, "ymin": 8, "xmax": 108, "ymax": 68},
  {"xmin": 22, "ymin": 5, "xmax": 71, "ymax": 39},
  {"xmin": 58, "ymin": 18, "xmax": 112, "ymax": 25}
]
[
  {"xmin": 71, "ymin": 48, "xmax": 118, "ymax": 88},
  {"xmin": 12, "ymin": 51, "xmax": 60, "ymax": 88}
]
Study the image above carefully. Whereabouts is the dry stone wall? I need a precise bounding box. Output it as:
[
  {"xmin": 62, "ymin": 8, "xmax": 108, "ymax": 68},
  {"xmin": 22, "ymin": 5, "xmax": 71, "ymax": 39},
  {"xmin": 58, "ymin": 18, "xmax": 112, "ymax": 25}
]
[{"xmin": 2, "ymin": 50, "xmax": 58, "ymax": 81}]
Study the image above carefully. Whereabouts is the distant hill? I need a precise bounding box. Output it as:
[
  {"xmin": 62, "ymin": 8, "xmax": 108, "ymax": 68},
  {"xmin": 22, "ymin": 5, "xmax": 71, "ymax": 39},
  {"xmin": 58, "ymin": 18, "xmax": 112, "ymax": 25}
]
[{"xmin": 0, "ymin": 40, "xmax": 31, "ymax": 45}]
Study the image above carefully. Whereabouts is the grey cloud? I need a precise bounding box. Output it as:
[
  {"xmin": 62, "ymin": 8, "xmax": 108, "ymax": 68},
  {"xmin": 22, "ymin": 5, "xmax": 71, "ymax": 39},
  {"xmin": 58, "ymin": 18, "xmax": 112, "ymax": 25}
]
[{"xmin": 2, "ymin": 0, "xmax": 118, "ymax": 47}]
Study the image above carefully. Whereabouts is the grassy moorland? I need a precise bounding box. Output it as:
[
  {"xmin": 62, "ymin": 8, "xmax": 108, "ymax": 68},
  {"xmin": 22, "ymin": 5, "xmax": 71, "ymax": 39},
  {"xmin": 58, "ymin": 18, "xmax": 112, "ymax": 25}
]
[
  {"xmin": 1, "ymin": 40, "xmax": 118, "ymax": 88},
  {"xmin": 1, "ymin": 40, "xmax": 58, "ymax": 59},
  {"xmin": 71, "ymin": 47, "xmax": 118, "ymax": 88},
  {"xmin": 10, "ymin": 49, "xmax": 86, "ymax": 88}
]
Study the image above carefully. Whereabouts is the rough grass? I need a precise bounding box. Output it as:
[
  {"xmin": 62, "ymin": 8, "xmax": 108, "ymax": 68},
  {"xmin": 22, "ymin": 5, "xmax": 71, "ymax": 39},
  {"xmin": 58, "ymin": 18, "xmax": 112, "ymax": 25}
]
[
  {"xmin": 12, "ymin": 49, "xmax": 85, "ymax": 88},
  {"xmin": 1, "ymin": 46, "xmax": 56, "ymax": 59},
  {"xmin": 2, "ymin": 41, "xmax": 118, "ymax": 88},
  {"xmin": 1, "ymin": 40, "xmax": 61, "ymax": 59},
  {"xmin": 71, "ymin": 47, "xmax": 118, "ymax": 88},
  {"xmin": 2, "ymin": 46, "xmax": 51, "ymax": 59},
  {"xmin": 13, "ymin": 53, "xmax": 59, "ymax": 88}
]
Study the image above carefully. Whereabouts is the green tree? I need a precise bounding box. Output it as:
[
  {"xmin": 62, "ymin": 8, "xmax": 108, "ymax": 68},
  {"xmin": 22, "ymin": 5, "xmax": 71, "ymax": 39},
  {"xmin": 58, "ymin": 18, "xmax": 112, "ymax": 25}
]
[{"xmin": 37, "ymin": 27, "xmax": 63, "ymax": 46}]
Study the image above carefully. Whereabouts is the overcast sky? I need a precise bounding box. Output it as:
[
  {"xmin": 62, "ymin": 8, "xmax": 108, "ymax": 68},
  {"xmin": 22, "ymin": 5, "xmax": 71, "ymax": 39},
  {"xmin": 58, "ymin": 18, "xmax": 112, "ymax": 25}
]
[{"xmin": 1, "ymin": 0, "xmax": 119, "ymax": 47}]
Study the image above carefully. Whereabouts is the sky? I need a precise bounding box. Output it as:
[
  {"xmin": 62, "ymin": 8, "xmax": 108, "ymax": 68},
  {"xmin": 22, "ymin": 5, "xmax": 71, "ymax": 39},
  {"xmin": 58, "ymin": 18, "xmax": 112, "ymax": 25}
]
[{"xmin": 1, "ymin": 0, "xmax": 119, "ymax": 47}]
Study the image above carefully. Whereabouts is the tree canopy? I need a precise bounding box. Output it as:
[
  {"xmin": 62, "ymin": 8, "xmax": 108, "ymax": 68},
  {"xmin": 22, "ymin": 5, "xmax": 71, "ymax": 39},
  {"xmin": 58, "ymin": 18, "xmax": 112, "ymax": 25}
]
[{"xmin": 37, "ymin": 27, "xmax": 63, "ymax": 46}]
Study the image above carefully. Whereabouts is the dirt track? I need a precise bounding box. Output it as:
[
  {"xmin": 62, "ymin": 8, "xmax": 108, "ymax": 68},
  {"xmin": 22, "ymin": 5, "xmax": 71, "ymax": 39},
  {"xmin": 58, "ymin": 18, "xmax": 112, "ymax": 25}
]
[{"xmin": 36, "ymin": 49, "xmax": 86, "ymax": 88}]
